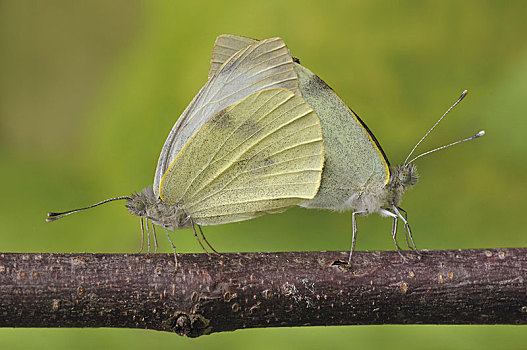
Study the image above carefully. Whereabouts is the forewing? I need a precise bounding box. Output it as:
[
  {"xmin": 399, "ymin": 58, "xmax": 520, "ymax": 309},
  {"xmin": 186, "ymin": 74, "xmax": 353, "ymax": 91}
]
[
  {"xmin": 294, "ymin": 64, "xmax": 390, "ymax": 210},
  {"xmin": 159, "ymin": 89, "xmax": 323, "ymax": 226},
  {"xmin": 208, "ymin": 34, "xmax": 257, "ymax": 79},
  {"xmin": 153, "ymin": 37, "xmax": 300, "ymax": 197}
]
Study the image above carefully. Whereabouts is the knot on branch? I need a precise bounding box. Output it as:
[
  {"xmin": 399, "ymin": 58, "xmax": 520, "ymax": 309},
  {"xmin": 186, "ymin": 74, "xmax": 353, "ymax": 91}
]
[{"xmin": 170, "ymin": 312, "xmax": 211, "ymax": 337}]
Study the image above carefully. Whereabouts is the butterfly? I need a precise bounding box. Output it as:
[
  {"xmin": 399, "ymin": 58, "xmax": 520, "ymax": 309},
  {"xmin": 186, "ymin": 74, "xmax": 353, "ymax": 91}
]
[
  {"xmin": 207, "ymin": 35, "xmax": 484, "ymax": 264},
  {"xmin": 47, "ymin": 38, "xmax": 325, "ymax": 266}
]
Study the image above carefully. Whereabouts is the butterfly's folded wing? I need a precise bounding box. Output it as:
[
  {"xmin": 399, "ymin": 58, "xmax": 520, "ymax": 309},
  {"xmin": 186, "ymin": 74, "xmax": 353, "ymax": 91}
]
[
  {"xmin": 208, "ymin": 34, "xmax": 391, "ymax": 210},
  {"xmin": 154, "ymin": 37, "xmax": 299, "ymax": 197},
  {"xmin": 293, "ymin": 64, "xmax": 390, "ymax": 209},
  {"xmin": 208, "ymin": 35, "xmax": 257, "ymax": 79},
  {"xmin": 159, "ymin": 89, "xmax": 324, "ymax": 225}
]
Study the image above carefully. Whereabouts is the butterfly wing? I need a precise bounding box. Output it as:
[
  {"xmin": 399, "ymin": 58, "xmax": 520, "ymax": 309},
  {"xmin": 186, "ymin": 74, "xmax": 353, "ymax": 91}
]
[
  {"xmin": 159, "ymin": 88, "xmax": 324, "ymax": 225},
  {"xmin": 293, "ymin": 64, "xmax": 390, "ymax": 210},
  {"xmin": 154, "ymin": 37, "xmax": 300, "ymax": 197},
  {"xmin": 207, "ymin": 34, "xmax": 391, "ymax": 210},
  {"xmin": 208, "ymin": 34, "xmax": 257, "ymax": 79}
]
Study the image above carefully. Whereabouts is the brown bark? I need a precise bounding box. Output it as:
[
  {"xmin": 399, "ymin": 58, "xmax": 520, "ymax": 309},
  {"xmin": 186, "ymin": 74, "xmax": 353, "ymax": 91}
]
[{"xmin": 1, "ymin": 248, "xmax": 526, "ymax": 337}]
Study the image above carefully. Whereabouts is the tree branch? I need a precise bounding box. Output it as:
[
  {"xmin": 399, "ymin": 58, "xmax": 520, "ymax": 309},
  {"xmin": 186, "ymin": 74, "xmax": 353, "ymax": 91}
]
[{"xmin": 1, "ymin": 248, "xmax": 526, "ymax": 337}]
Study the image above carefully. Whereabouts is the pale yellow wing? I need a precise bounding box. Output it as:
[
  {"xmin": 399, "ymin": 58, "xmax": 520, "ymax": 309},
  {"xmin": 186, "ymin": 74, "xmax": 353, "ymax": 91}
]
[
  {"xmin": 153, "ymin": 37, "xmax": 299, "ymax": 197},
  {"xmin": 159, "ymin": 88, "xmax": 324, "ymax": 226},
  {"xmin": 208, "ymin": 34, "xmax": 257, "ymax": 79}
]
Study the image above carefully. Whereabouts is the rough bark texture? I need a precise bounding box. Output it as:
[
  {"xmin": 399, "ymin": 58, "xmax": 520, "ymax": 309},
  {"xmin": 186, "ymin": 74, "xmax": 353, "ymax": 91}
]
[{"xmin": 1, "ymin": 248, "xmax": 526, "ymax": 337}]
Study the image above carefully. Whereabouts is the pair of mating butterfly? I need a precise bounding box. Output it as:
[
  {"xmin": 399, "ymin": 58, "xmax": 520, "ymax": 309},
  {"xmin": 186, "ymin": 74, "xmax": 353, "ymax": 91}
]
[{"xmin": 47, "ymin": 34, "xmax": 484, "ymax": 265}]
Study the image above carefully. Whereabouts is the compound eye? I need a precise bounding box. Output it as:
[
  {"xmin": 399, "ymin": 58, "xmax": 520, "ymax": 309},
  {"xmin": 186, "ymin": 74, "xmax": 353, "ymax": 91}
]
[{"xmin": 400, "ymin": 171, "xmax": 409, "ymax": 183}]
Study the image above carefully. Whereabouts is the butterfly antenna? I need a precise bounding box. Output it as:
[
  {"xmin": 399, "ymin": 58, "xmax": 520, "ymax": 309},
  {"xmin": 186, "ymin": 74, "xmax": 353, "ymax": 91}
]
[
  {"xmin": 407, "ymin": 130, "xmax": 485, "ymax": 165},
  {"xmin": 404, "ymin": 90, "xmax": 468, "ymax": 166},
  {"xmin": 46, "ymin": 196, "xmax": 131, "ymax": 222}
]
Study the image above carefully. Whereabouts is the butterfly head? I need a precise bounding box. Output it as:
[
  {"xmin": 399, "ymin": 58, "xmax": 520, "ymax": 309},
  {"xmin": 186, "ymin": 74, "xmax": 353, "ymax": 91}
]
[
  {"xmin": 384, "ymin": 164, "xmax": 419, "ymax": 207},
  {"xmin": 393, "ymin": 164, "xmax": 419, "ymax": 188},
  {"xmin": 126, "ymin": 187, "xmax": 155, "ymax": 218},
  {"xmin": 126, "ymin": 186, "xmax": 191, "ymax": 229}
]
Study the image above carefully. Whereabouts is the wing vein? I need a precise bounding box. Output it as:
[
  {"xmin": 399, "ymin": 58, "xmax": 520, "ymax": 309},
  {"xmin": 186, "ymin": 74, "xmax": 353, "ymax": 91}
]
[
  {"xmin": 186, "ymin": 103, "xmax": 312, "ymax": 198},
  {"xmin": 186, "ymin": 137, "xmax": 322, "ymax": 210}
]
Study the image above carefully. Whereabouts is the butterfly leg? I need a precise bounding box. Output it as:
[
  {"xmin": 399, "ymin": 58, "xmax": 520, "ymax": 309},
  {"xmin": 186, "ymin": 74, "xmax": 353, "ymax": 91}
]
[
  {"xmin": 151, "ymin": 223, "xmax": 159, "ymax": 254},
  {"xmin": 397, "ymin": 207, "xmax": 412, "ymax": 250},
  {"xmin": 394, "ymin": 206, "xmax": 421, "ymax": 255},
  {"xmin": 348, "ymin": 210, "xmax": 366, "ymax": 265},
  {"xmin": 380, "ymin": 209, "xmax": 406, "ymax": 260},
  {"xmin": 163, "ymin": 226, "xmax": 178, "ymax": 271},
  {"xmin": 391, "ymin": 216, "xmax": 407, "ymax": 260},
  {"xmin": 395, "ymin": 207, "xmax": 412, "ymax": 250},
  {"xmin": 391, "ymin": 216, "xmax": 404, "ymax": 251},
  {"xmin": 138, "ymin": 217, "xmax": 145, "ymax": 253},
  {"xmin": 146, "ymin": 218, "xmax": 151, "ymax": 254},
  {"xmin": 182, "ymin": 214, "xmax": 192, "ymax": 226},
  {"xmin": 190, "ymin": 219, "xmax": 209, "ymax": 253},
  {"xmin": 197, "ymin": 224, "xmax": 219, "ymax": 254}
]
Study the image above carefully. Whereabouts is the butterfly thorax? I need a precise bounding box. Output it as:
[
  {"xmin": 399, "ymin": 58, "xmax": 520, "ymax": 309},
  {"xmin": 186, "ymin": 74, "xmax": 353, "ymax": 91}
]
[
  {"xmin": 342, "ymin": 164, "xmax": 418, "ymax": 214},
  {"xmin": 126, "ymin": 186, "xmax": 191, "ymax": 230}
]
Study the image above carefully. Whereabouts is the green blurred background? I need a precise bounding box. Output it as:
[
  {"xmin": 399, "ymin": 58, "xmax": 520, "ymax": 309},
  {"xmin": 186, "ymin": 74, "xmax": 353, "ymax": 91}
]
[{"xmin": 1, "ymin": 0, "xmax": 526, "ymax": 349}]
